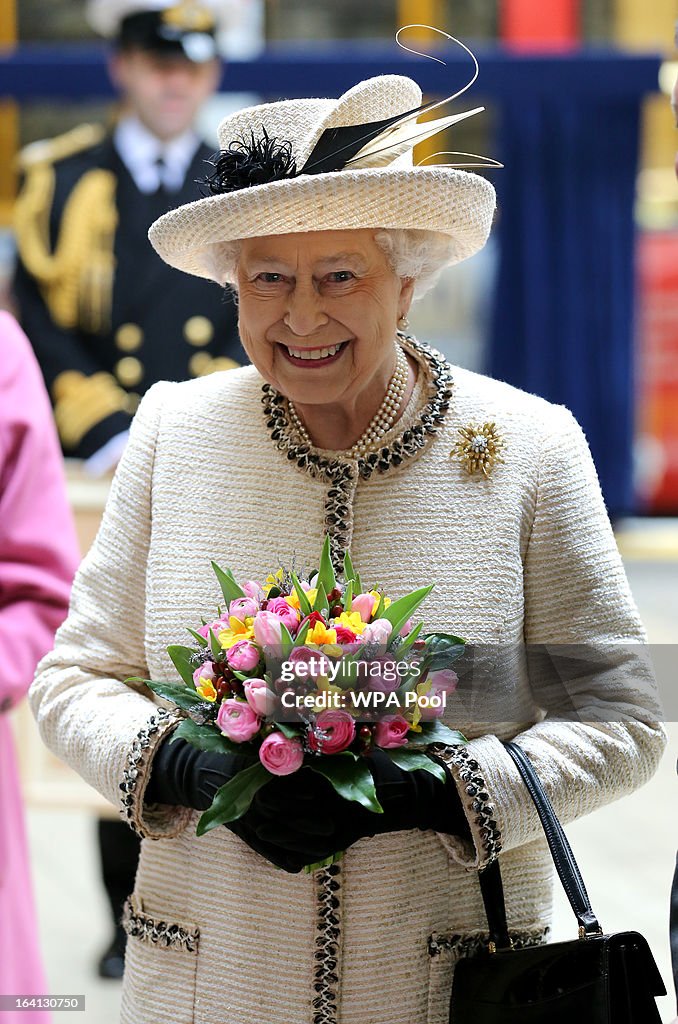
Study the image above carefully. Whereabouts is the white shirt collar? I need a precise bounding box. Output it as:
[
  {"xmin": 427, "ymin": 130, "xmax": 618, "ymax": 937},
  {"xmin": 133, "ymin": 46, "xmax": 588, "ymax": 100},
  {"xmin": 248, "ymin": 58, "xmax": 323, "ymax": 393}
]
[{"xmin": 113, "ymin": 115, "xmax": 201, "ymax": 194}]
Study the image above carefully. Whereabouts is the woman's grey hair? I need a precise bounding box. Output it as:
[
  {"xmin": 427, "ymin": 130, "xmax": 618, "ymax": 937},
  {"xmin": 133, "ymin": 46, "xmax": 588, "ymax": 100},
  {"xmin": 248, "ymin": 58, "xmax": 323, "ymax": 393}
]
[{"xmin": 206, "ymin": 228, "xmax": 457, "ymax": 300}]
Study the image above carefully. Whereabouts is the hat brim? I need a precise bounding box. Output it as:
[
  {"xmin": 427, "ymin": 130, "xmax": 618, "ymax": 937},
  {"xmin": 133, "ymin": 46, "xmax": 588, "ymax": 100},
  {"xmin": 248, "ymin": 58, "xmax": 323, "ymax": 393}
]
[{"xmin": 148, "ymin": 166, "xmax": 496, "ymax": 282}]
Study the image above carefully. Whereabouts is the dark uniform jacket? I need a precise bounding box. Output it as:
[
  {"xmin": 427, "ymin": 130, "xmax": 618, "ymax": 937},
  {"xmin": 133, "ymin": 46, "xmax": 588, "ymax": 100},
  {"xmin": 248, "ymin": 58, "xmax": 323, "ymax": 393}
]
[{"xmin": 13, "ymin": 124, "xmax": 244, "ymax": 458}]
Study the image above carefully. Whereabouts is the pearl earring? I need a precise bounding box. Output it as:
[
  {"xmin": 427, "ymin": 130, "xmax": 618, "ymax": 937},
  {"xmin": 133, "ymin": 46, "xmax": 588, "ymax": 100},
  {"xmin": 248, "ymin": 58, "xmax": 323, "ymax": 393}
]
[{"xmin": 398, "ymin": 314, "xmax": 410, "ymax": 330}]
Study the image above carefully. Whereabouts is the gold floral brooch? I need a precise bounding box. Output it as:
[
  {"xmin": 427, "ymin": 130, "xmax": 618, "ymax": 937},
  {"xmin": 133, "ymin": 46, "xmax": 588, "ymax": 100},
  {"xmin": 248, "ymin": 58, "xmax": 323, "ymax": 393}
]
[{"xmin": 451, "ymin": 421, "xmax": 506, "ymax": 477}]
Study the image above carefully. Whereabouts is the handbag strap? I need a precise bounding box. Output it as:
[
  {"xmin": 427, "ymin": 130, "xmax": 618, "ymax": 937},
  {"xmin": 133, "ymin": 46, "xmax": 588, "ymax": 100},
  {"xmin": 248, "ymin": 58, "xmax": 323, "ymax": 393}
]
[{"xmin": 477, "ymin": 741, "xmax": 602, "ymax": 947}]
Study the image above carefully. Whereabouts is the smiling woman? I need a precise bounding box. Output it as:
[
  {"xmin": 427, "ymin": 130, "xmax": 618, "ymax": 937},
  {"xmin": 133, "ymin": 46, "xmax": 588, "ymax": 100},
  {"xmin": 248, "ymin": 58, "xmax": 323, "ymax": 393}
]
[
  {"xmin": 29, "ymin": 70, "xmax": 666, "ymax": 1024},
  {"xmin": 234, "ymin": 229, "xmax": 416, "ymax": 451}
]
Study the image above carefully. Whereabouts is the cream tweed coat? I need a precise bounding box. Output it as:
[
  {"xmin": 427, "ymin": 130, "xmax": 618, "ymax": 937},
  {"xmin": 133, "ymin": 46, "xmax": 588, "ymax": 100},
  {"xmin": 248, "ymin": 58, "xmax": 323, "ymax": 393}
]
[{"xmin": 30, "ymin": 338, "xmax": 665, "ymax": 1024}]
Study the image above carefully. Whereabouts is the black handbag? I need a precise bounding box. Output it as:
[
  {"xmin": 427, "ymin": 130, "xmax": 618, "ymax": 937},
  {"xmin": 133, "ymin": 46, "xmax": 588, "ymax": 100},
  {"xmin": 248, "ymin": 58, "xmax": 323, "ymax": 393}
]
[{"xmin": 450, "ymin": 741, "xmax": 666, "ymax": 1023}]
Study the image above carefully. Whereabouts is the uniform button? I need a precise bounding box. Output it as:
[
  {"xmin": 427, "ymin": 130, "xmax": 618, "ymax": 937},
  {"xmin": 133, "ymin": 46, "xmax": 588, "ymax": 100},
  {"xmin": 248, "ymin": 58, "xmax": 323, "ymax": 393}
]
[
  {"xmin": 115, "ymin": 357, "xmax": 144, "ymax": 387},
  {"xmin": 189, "ymin": 352, "xmax": 212, "ymax": 377},
  {"xmin": 207, "ymin": 357, "xmax": 240, "ymax": 373},
  {"xmin": 125, "ymin": 392, "xmax": 141, "ymax": 414},
  {"xmin": 183, "ymin": 315, "xmax": 214, "ymax": 347},
  {"xmin": 115, "ymin": 323, "xmax": 143, "ymax": 352}
]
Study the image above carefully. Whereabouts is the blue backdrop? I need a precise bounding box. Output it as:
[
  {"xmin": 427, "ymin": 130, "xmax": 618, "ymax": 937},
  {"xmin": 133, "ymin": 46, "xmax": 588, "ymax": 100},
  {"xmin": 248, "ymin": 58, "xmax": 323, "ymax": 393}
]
[{"xmin": 489, "ymin": 89, "xmax": 646, "ymax": 518}]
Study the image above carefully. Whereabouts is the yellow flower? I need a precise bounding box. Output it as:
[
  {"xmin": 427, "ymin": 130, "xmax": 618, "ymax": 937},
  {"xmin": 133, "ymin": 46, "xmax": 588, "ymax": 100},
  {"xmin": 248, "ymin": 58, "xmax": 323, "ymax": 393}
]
[
  {"xmin": 286, "ymin": 588, "xmax": 317, "ymax": 610},
  {"xmin": 335, "ymin": 611, "xmax": 365, "ymax": 634},
  {"xmin": 263, "ymin": 569, "xmax": 285, "ymax": 595},
  {"xmin": 369, "ymin": 590, "xmax": 391, "ymax": 611},
  {"xmin": 316, "ymin": 675, "xmax": 344, "ymax": 696},
  {"xmin": 409, "ymin": 679, "xmax": 433, "ymax": 732},
  {"xmin": 320, "ymin": 643, "xmax": 344, "ymax": 659},
  {"xmin": 196, "ymin": 679, "xmax": 217, "ymax": 702},
  {"xmin": 306, "ymin": 621, "xmax": 337, "ymax": 646},
  {"xmin": 217, "ymin": 615, "xmax": 255, "ymax": 649}
]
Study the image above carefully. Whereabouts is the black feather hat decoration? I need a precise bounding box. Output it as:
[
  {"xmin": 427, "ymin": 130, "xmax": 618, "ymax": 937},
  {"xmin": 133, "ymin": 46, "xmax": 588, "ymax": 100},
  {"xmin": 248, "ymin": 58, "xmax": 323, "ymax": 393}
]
[
  {"xmin": 198, "ymin": 28, "xmax": 499, "ymax": 198},
  {"xmin": 200, "ymin": 128, "xmax": 298, "ymax": 196}
]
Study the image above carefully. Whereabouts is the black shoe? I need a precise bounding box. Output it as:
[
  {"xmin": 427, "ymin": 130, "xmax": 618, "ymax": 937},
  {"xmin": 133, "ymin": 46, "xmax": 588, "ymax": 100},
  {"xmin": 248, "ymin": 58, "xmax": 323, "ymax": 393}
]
[{"xmin": 97, "ymin": 927, "xmax": 126, "ymax": 980}]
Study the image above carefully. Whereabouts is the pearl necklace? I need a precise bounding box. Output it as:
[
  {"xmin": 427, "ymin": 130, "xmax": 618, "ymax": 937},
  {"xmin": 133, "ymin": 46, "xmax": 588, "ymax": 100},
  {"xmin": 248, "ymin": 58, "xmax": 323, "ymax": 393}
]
[{"xmin": 287, "ymin": 342, "xmax": 410, "ymax": 459}]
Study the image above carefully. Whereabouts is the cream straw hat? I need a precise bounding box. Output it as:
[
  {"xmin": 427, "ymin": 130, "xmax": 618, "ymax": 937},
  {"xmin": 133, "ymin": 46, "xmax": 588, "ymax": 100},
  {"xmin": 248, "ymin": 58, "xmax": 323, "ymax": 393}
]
[{"xmin": 148, "ymin": 74, "xmax": 497, "ymax": 282}]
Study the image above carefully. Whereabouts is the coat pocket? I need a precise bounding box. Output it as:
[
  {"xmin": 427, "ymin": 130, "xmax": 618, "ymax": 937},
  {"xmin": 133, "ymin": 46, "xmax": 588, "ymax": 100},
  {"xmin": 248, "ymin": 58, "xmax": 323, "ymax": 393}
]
[
  {"xmin": 427, "ymin": 933, "xmax": 482, "ymax": 1024},
  {"xmin": 120, "ymin": 894, "xmax": 199, "ymax": 1024}
]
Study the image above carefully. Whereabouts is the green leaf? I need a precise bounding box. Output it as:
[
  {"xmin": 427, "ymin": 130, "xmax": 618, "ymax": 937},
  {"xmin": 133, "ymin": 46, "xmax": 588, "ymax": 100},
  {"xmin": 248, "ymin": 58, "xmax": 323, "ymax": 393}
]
[
  {"xmin": 303, "ymin": 852, "xmax": 344, "ymax": 874},
  {"xmin": 382, "ymin": 584, "xmax": 434, "ymax": 640},
  {"xmin": 291, "ymin": 573, "xmax": 312, "ymax": 616},
  {"xmin": 144, "ymin": 679, "xmax": 204, "ymax": 711},
  {"xmin": 211, "ymin": 560, "xmax": 245, "ymax": 605},
  {"xmin": 273, "ymin": 721, "xmax": 298, "ymax": 739},
  {"xmin": 312, "ymin": 582, "xmax": 329, "ymax": 615},
  {"xmin": 418, "ymin": 632, "xmax": 467, "ymax": 673},
  {"xmin": 420, "ymin": 721, "xmax": 467, "ymax": 747},
  {"xmin": 397, "ymin": 620, "xmax": 424, "ymax": 657},
  {"xmin": 342, "ymin": 579, "xmax": 354, "ymax": 613},
  {"xmin": 208, "ymin": 628, "xmax": 222, "ymax": 662},
  {"xmin": 186, "ymin": 628, "xmax": 208, "ymax": 648},
  {"xmin": 196, "ymin": 763, "xmax": 271, "ymax": 835},
  {"xmin": 343, "ymin": 550, "xmax": 361, "ymax": 593},
  {"xmin": 372, "ymin": 592, "xmax": 385, "ymax": 620},
  {"xmin": 295, "ymin": 619, "xmax": 310, "ymax": 646},
  {"xmin": 315, "ymin": 535, "xmax": 337, "ymax": 599},
  {"xmin": 279, "ymin": 621, "xmax": 295, "ymax": 659},
  {"xmin": 172, "ymin": 717, "xmax": 251, "ymax": 756},
  {"xmin": 309, "ymin": 754, "xmax": 383, "ymax": 813},
  {"xmin": 167, "ymin": 645, "xmax": 199, "ymax": 687},
  {"xmin": 231, "ymin": 669, "xmax": 254, "ymax": 683},
  {"xmin": 385, "ymin": 748, "xmax": 448, "ymax": 783}
]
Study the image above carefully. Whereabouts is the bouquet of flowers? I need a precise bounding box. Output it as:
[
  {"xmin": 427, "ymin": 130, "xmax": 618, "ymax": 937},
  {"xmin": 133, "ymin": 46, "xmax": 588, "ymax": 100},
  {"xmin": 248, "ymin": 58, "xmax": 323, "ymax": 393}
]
[{"xmin": 135, "ymin": 537, "xmax": 466, "ymax": 867}]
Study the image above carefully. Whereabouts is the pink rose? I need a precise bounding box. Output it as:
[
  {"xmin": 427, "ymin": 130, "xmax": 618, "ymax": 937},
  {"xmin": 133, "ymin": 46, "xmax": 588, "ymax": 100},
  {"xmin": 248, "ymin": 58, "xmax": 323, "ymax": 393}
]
[
  {"xmin": 259, "ymin": 732, "xmax": 304, "ymax": 776},
  {"xmin": 242, "ymin": 580, "xmax": 265, "ymax": 601},
  {"xmin": 197, "ymin": 615, "xmax": 229, "ymax": 639},
  {"xmin": 308, "ymin": 710, "xmax": 356, "ymax": 754},
  {"xmin": 426, "ymin": 669, "xmax": 458, "ymax": 694},
  {"xmin": 266, "ymin": 597, "xmax": 301, "ymax": 634},
  {"xmin": 253, "ymin": 610, "xmax": 282, "ymax": 647},
  {"xmin": 288, "ymin": 646, "xmax": 331, "ymax": 678},
  {"xmin": 351, "ymin": 593, "xmax": 376, "ymax": 622},
  {"xmin": 216, "ymin": 699, "xmax": 261, "ymax": 742},
  {"xmin": 417, "ymin": 670, "xmax": 458, "ymax": 721},
  {"xmin": 374, "ymin": 714, "xmax": 410, "ymax": 749},
  {"xmin": 361, "ymin": 618, "xmax": 393, "ymax": 646},
  {"xmin": 399, "ymin": 618, "xmax": 413, "ymax": 637},
  {"xmin": 226, "ymin": 639, "xmax": 260, "ymax": 672},
  {"xmin": 192, "ymin": 661, "xmax": 217, "ymax": 688},
  {"xmin": 362, "ymin": 656, "xmax": 401, "ymax": 694},
  {"xmin": 228, "ymin": 597, "xmax": 259, "ymax": 621},
  {"xmin": 244, "ymin": 677, "xmax": 274, "ymax": 717}
]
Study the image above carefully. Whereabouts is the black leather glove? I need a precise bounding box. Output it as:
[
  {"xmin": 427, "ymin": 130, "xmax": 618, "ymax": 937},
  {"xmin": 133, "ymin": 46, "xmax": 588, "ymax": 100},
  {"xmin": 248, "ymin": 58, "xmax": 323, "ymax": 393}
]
[
  {"xmin": 145, "ymin": 738, "xmax": 470, "ymax": 873},
  {"xmin": 144, "ymin": 736, "xmax": 337, "ymax": 871},
  {"xmin": 252, "ymin": 747, "xmax": 471, "ymax": 871},
  {"xmin": 144, "ymin": 736, "xmax": 252, "ymax": 810}
]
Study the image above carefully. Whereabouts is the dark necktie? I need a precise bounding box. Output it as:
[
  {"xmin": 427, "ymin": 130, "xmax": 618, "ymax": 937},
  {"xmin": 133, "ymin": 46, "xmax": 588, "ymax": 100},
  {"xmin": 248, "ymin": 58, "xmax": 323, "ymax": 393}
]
[{"xmin": 154, "ymin": 155, "xmax": 167, "ymax": 196}]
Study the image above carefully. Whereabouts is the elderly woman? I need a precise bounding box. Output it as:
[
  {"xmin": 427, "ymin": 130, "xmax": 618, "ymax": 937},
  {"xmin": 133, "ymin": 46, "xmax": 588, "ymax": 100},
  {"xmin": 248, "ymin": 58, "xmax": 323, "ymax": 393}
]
[{"xmin": 30, "ymin": 74, "xmax": 665, "ymax": 1024}]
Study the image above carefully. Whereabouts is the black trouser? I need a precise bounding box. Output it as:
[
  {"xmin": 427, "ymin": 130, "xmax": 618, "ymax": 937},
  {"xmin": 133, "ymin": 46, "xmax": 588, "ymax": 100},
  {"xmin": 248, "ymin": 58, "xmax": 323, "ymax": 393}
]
[{"xmin": 97, "ymin": 818, "xmax": 141, "ymax": 933}]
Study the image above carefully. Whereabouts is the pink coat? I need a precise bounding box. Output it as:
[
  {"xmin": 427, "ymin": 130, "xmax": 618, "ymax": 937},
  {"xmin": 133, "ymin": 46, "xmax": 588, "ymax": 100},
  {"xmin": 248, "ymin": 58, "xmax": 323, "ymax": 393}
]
[{"xmin": 0, "ymin": 312, "xmax": 80, "ymax": 1022}]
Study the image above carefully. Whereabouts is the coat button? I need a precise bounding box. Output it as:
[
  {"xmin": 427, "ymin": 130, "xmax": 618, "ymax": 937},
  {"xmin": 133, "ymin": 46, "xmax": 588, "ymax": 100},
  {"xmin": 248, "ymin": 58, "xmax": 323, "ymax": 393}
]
[
  {"xmin": 189, "ymin": 354, "xmax": 240, "ymax": 376},
  {"xmin": 115, "ymin": 356, "xmax": 144, "ymax": 387},
  {"xmin": 184, "ymin": 316, "xmax": 214, "ymax": 347},
  {"xmin": 115, "ymin": 323, "xmax": 143, "ymax": 352}
]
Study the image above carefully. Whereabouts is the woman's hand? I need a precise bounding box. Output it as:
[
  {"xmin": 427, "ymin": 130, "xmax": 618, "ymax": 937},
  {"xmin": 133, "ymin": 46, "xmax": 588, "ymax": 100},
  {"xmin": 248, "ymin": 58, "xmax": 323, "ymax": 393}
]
[
  {"xmin": 145, "ymin": 738, "xmax": 470, "ymax": 873},
  {"xmin": 144, "ymin": 737, "xmax": 341, "ymax": 870},
  {"xmin": 239, "ymin": 748, "xmax": 470, "ymax": 873}
]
